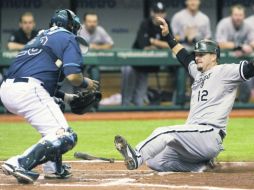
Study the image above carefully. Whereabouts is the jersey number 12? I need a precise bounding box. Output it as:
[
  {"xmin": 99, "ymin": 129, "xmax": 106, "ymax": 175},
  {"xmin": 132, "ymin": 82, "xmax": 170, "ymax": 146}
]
[{"xmin": 198, "ymin": 90, "xmax": 208, "ymax": 102}]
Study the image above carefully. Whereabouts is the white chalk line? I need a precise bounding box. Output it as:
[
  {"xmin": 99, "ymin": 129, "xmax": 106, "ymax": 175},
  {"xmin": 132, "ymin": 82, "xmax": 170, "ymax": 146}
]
[
  {"xmin": 73, "ymin": 169, "xmax": 151, "ymax": 172},
  {"xmin": 1, "ymin": 160, "xmax": 254, "ymax": 164},
  {"xmin": 0, "ymin": 182, "xmax": 250, "ymax": 190}
]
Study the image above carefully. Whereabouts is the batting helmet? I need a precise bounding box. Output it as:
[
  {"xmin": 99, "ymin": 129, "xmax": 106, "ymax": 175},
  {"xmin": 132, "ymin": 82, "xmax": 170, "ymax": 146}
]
[
  {"xmin": 194, "ymin": 40, "xmax": 220, "ymax": 59},
  {"xmin": 49, "ymin": 9, "xmax": 81, "ymax": 35}
]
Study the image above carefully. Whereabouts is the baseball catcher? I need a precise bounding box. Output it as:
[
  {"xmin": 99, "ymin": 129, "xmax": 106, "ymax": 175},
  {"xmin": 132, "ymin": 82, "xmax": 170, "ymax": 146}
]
[
  {"xmin": 1, "ymin": 9, "xmax": 99, "ymax": 183},
  {"xmin": 115, "ymin": 16, "xmax": 254, "ymax": 172}
]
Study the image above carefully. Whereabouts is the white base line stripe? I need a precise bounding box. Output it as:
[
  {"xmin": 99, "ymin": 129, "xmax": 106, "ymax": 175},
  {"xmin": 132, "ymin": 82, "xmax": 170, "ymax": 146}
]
[
  {"xmin": 127, "ymin": 183, "xmax": 249, "ymax": 190},
  {"xmin": 133, "ymin": 183, "xmax": 248, "ymax": 190},
  {"xmin": 40, "ymin": 183, "xmax": 253, "ymax": 190},
  {"xmin": 0, "ymin": 183, "xmax": 248, "ymax": 190},
  {"xmin": 1, "ymin": 160, "xmax": 254, "ymax": 164}
]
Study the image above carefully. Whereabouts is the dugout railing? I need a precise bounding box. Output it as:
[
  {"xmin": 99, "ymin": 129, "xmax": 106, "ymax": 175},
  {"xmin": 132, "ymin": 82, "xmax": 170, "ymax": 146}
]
[{"xmin": 0, "ymin": 50, "xmax": 253, "ymax": 112}]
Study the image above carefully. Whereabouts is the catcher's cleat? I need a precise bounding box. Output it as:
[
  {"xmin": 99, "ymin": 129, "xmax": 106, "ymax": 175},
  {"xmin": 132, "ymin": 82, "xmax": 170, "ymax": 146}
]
[
  {"xmin": 1, "ymin": 163, "xmax": 14, "ymax": 175},
  {"xmin": 2, "ymin": 163, "xmax": 39, "ymax": 184},
  {"xmin": 114, "ymin": 135, "xmax": 139, "ymax": 170},
  {"xmin": 44, "ymin": 164, "xmax": 72, "ymax": 179}
]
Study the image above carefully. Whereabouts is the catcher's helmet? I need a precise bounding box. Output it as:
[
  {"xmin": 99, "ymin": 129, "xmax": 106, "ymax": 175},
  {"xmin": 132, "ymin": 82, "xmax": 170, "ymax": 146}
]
[
  {"xmin": 194, "ymin": 39, "xmax": 220, "ymax": 59},
  {"xmin": 49, "ymin": 9, "xmax": 81, "ymax": 35}
]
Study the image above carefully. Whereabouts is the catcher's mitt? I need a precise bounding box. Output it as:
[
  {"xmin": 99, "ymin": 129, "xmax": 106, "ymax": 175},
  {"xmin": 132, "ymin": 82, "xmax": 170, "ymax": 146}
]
[{"xmin": 69, "ymin": 91, "xmax": 102, "ymax": 115}]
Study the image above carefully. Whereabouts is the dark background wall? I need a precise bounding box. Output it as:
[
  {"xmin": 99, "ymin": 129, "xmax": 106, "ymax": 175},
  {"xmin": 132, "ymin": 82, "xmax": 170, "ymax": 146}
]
[{"xmin": 1, "ymin": 0, "xmax": 254, "ymax": 50}]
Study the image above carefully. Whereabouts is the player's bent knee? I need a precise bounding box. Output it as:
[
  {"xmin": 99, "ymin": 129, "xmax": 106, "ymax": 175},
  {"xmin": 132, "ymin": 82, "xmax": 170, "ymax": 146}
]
[
  {"xmin": 46, "ymin": 127, "xmax": 78, "ymax": 154},
  {"xmin": 57, "ymin": 128, "xmax": 78, "ymax": 154}
]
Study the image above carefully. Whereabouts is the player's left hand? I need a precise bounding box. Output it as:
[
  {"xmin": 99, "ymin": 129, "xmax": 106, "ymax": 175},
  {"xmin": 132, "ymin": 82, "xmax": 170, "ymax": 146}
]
[{"xmin": 155, "ymin": 16, "xmax": 169, "ymax": 37}]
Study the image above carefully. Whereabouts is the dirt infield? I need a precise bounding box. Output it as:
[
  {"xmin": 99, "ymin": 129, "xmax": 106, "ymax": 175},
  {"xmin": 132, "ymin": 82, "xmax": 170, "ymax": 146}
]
[
  {"xmin": 1, "ymin": 110, "xmax": 254, "ymax": 189},
  {"xmin": 0, "ymin": 109, "xmax": 253, "ymax": 122},
  {"xmin": 1, "ymin": 161, "xmax": 254, "ymax": 190}
]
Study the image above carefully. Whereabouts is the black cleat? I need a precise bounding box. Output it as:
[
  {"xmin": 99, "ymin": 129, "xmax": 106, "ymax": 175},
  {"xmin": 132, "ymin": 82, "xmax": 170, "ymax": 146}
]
[
  {"xmin": 2, "ymin": 163, "xmax": 39, "ymax": 184},
  {"xmin": 44, "ymin": 164, "xmax": 72, "ymax": 179},
  {"xmin": 1, "ymin": 163, "xmax": 14, "ymax": 175},
  {"xmin": 114, "ymin": 135, "xmax": 139, "ymax": 170}
]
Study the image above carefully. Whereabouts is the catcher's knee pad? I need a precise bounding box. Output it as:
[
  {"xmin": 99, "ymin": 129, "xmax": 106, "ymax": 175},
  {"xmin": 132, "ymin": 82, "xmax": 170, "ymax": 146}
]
[
  {"xmin": 44, "ymin": 127, "xmax": 78, "ymax": 154},
  {"xmin": 57, "ymin": 128, "xmax": 78, "ymax": 154},
  {"xmin": 18, "ymin": 128, "xmax": 77, "ymax": 170}
]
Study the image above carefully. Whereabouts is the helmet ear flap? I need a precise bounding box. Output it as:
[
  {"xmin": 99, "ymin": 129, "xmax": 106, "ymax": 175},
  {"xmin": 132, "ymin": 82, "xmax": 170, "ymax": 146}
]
[
  {"xmin": 65, "ymin": 9, "xmax": 73, "ymax": 29},
  {"xmin": 65, "ymin": 9, "xmax": 73, "ymax": 22},
  {"xmin": 65, "ymin": 9, "xmax": 80, "ymax": 35},
  {"xmin": 216, "ymin": 45, "xmax": 220, "ymax": 59}
]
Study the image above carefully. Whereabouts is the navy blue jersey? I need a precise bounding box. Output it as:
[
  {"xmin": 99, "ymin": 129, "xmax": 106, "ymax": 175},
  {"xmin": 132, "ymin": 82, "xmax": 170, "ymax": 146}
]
[{"xmin": 6, "ymin": 27, "xmax": 83, "ymax": 96}]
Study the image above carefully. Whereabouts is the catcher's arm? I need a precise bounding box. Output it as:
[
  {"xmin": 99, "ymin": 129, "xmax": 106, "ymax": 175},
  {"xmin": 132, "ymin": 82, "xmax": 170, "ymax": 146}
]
[
  {"xmin": 156, "ymin": 17, "xmax": 195, "ymax": 71},
  {"xmin": 66, "ymin": 73, "xmax": 99, "ymax": 91}
]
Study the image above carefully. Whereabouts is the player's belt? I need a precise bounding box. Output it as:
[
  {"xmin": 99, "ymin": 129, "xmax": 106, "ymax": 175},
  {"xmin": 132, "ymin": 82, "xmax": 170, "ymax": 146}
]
[
  {"xmin": 199, "ymin": 123, "xmax": 225, "ymax": 140},
  {"xmin": 13, "ymin": 78, "xmax": 29, "ymax": 83},
  {"xmin": 7, "ymin": 77, "xmax": 44, "ymax": 87}
]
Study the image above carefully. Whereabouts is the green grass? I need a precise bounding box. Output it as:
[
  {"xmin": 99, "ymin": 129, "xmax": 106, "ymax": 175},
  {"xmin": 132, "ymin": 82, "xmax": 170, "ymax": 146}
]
[{"xmin": 0, "ymin": 118, "xmax": 254, "ymax": 161}]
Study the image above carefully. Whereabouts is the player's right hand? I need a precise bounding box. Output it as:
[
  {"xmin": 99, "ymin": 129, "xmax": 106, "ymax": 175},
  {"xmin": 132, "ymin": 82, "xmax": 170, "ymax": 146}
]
[
  {"xmin": 155, "ymin": 17, "xmax": 169, "ymax": 37},
  {"xmin": 84, "ymin": 78, "xmax": 99, "ymax": 91}
]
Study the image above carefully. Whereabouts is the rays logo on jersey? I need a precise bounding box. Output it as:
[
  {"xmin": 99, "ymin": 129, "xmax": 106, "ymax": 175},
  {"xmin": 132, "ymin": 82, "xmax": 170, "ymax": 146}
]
[
  {"xmin": 16, "ymin": 27, "xmax": 63, "ymax": 58},
  {"xmin": 192, "ymin": 73, "xmax": 211, "ymax": 89},
  {"xmin": 17, "ymin": 34, "xmax": 48, "ymax": 57}
]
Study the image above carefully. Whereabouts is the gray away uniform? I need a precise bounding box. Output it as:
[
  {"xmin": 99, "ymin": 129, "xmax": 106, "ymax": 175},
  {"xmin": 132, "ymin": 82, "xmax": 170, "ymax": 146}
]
[{"xmin": 135, "ymin": 60, "xmax": 247, "ymax": 172}]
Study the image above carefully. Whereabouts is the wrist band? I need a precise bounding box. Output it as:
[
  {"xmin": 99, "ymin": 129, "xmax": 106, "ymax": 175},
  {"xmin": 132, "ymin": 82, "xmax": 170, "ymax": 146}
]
[
  {"xmin": 166, "ymin": 33, "xmax": 177, "ymax": 49},
  {"xmin": 80, "ymin": 79, "xmax": 88, "ymax": 88}
]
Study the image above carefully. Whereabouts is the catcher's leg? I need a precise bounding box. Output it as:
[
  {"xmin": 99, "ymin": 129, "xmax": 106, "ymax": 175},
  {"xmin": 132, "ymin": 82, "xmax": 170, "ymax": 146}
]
[
  {"xmin": 2, "ymin": 128, "xmax": 77, "ymax": 183},
  {"xmin": 0, "ymin": 79, "xmax": 73, "ymax": 182}
]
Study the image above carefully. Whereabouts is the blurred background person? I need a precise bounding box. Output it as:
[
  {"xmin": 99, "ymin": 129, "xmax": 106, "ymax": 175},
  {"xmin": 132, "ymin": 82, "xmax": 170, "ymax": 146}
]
[
  {"xmin": 245, "ymin": 5, "xmax": 254, "ymax": 27},
  {"xmin": 216, "ymin": 4, "xmax": 254, "ymax": 103},
  {"xmin": 245, "ymin": 4, "xmax": 254, "ymax": 101},
  {"xmin": 121, "ymin": 1, "xmax": 171, "ymax": 106},
  {"xmin": 79, "ymin": 12, "xmax": 114, "ymax": 50},
  {"xmin": 78, "ymin": 12, "xmax": 114, "ymax": 82},
  {"xmin": 171, "ymin": 0, "xmax": 211, "ymax": 102},
  {"xmin": 171, "ymin": 0, "xmax": 211, "ymax": 49},
  {"xmin": 7, "ymin": 12, "xmax": 37, "ymax": 51},
  {"xmin": 215, "ymin": 4, "xmax": 254, "ymax": 57}
]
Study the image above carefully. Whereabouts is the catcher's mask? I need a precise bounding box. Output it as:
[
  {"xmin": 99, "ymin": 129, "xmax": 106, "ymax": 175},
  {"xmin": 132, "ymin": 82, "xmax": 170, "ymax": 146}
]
[
  {"xmin": 194, "ymin": 40, "xmax": 220, "ymax": 59},
  {"xmin": 49, "ymin": 9, "xmax": 81, "ymax": 35}
]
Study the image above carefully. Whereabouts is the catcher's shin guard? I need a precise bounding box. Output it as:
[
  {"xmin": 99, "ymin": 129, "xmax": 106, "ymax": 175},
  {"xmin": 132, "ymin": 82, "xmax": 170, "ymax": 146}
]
[{"xmin": 18, "ymin": 128, "xmax": 77, "ymax": 170}]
